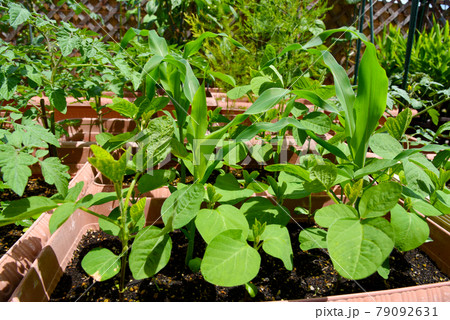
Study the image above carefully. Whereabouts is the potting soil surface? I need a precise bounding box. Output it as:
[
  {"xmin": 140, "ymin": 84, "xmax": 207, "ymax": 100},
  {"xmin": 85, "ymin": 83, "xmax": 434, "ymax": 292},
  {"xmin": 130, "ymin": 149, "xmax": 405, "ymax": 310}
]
[
  {"xmin": 50, "ymin": 224, "xmax": 449, "ymax": 302},
  {"xmin": 0, "ymin": 177, "xmax": 58, "ymax": 258}
]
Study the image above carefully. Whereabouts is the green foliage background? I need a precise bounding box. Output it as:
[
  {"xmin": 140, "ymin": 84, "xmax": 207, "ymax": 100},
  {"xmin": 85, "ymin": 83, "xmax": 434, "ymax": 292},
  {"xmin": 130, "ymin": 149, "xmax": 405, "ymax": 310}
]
[{"xmin": 184, "ymin": 0, "xmax": 331, "ymax": 87}]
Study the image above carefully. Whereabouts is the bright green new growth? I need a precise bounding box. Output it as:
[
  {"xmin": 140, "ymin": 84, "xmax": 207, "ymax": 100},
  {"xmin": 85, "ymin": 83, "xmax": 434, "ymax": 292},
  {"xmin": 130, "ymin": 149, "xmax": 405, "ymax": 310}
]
[
  {"xmin": 298, "ymin": 181, "xmax": 434, "ymax": 280},
  {"xmin": 322, "ymin": 41, "xmax": 388, "ymax": 168}
]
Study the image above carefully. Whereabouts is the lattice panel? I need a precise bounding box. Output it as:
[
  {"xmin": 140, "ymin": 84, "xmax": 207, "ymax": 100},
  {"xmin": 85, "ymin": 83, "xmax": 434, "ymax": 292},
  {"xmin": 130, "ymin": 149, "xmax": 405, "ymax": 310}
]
[
  {"xmin": 1, "ymin": 0, "xmax": 147, "ymax": 43},
  {"xmin": 1, "ymin": 0, "xmax": 448, "ymax": 66},
  {"xmin": 324, "ymin": 0, "xmax": 449, "ymax": 75}
]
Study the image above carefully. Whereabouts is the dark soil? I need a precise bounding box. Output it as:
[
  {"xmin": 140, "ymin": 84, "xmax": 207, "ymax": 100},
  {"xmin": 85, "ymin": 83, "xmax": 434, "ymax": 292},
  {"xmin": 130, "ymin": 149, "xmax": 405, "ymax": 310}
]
[
  {"xmin": 0, "ymin": 224, "xmax": 24, "ymax": 258},
  {"xmin": 0, "ymin": 177, "xmax": 58, "ymax": 202},
  {"xmin": 50, "ymin": 224, "xmax": 449, "ymax": 302},
  {"xmin": 0, "ymin": 177, "xmax": 58, "ymax": 258}
]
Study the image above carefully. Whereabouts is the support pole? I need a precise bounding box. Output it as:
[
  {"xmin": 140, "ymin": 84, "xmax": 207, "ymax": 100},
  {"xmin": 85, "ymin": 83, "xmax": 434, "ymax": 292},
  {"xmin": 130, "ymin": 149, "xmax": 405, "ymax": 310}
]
[
  {"xmin": 353, "ymin": 0, "xmax": 367, "ymax": 85},
  {"xmin": 369, "ymin": 0, "xmax": 374, "ymax": 42},
  {"xmin": 400, "ymin": 0, "xmax": 421, "ymax": 112}
]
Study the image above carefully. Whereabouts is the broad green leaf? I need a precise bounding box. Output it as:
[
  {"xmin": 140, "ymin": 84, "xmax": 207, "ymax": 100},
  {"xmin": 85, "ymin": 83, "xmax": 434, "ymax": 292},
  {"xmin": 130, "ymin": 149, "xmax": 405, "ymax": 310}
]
[
  {"xmin": 65, "ymin": 182, "xmax": 84, "ymax": 202},
  {"xmin": 48, "ymin": 88, "xmax": 67, "ymax": 114},
  {"xmin": 395, "ymin": 145, "xmax": 450, "ymax": 161},
  {"xmin": 359, "ymin": 182, "xmax": 402, "ymax": 218},
  {"xmin": 41, "ymin": 157, "xmax": 70, "ymax": 197},
  {"xmin": 391, "ymin": 204, "xmax": 429, "ymax": 251},
  {"xmin": 402, "ymin": 159, "xmax": 435, "ymax": 197},
  {"xmin": 138, "ymin": 170, "xmax": 175, "ymax": 193},
  {"xmin": 113, "ymin": 57, "xmax": 142, "ymax": 91},
  {"xmin": 291, "ymin": 90, "xmax": 337, "ymax": 113},
  {"xmin": 77, "ymin": 192, "xmax": 118, "ymax": 208},
  {"xmin": 213, "ymin": 173, "xmax": 254, "ymax": 205},
  {"xmin": 311, "ymin": 163, "xmax": 337, "ymax": 190},
  {"xmin": 299, "ymin": 228, "xmax": 328, "ymax": 251},
  {"xmin": 201, "ymin": 229, "xmax": 260, "ymax": 287},
  {"xmin": 148, "ymin": 30, "xmax": 169, "ymax": 56},
  {"xmin": 120, "ymin": 27, "xmax": 140, "ymax": 49},
  {"xmin": 98, "ymin": 207, "xmax": 121, "ymax": 236},
  {"xmin": 161, "ymin": 184, "xmax": 204, "ymax": 229},
  {"xmin": 377, "ymin": 258, "xmax": 390, "ymax": 280},
  {"xmin": 246, "ymin": 181, "xmax": 268, "ymax": 193},
  {"xmin": 227, "ymin": 85, "xmax": 251, "ymax": 100},
  {"xmin": 0, "ymin": 152, "xmax": 35, "ymax": 196},
  {"xmin": 183, "ymin": 31, "xmax": 219, "ymax": 57},
  {"xmin": 236, "ymin": 116, "xmax": 330, "ymax": 142},
  {"xmin": 195, "ymin": 205, "xmax": 249, "ymax": 244},
  {"xmin": 354, "ymin": 159, "xmax": 399, "ymax": 179},
  {"xmin": 58, "ymin": 35, "xmax": 79, "ymax": 56},
  {"xmin": 327, "ymin": 217, "xmax": 394, "ymax": 280},
  {"xmin": 24, "ymin": 65, "xmax": 42, "ymax": 86},
  {"xmin": 435, "ymin": 191, "xmax": 450, "ymax": 214},
  {"xmin": 385, "ymin": 108, "xmax": 413, "ymax": 140},
  {"xmin": 305, "ymin": 28, "xmax": 367, "ymax": 49},
  {"xmin": 223, "ymin": 142, "xmax": 247, "ymax": 166},
  {"xmin": 170, "ymin": 138, "xmax": 189, "ymax": 159},
  {"xmin": 350, "ymin": 43, "xmax": 388, "ymax": 168},
  {"xmin": 271, "ymin": 171, "xmax": 310, "ymax": 199},
  {"xmin": 130, "ymin": 197, "xmax": 147, "ymax": 223},
  {"xmin": 244, "ymin": 88, "xmax": 289, "ymax": 115},
  {"xmin": 369, "ymin": 133, "xmax": 403, "ymax": 159},
  {"xmin": 81, "ymin": 248, "xmax": 121, "ymax": 281},
  {"xmin": 315, "ymin": 204, "xmax": 358, "ymax": 228},
  {"xmin": 265, "ymin": 164, "xmax": 310, "ymax": 181},
  {"xmin": 134, "ymin": 116, "xmax": 174, "ymax": 169},
  {"xmin": 300, "ymin": 112, "xmax": 332, "ymax": 134},
  {"xmin": 245, "ymin": 282, "xmax": 258, "ymax": 298},
  {"xmin": 250, "ymin": 142, "xmax": 273, "ymax": 163},
  {"xmin": 307, "ymin": 130, "xmax": 349, "ymax": 161},
  {"xmin": 129, "ymin": 225, "xmax": 172, "ymax": 279},
  {"xmin": 0, "ymin": 197, "xmax": 58, "ymax": 225},
  {"xmin": 17, "ymin": 122, "xmax": 60, "ymax": 147},
  {"xmin": 191, "ymin": 84, "xmax": 208, "ymax": 139},
  {"xmin": 107, "ymin": 97, "xmax": 138, "ymax": 119},
  {"xmin": 88, "ymin": 145, "xmax": 127, "ymax": 183},
  {"xmin": 136, "ymin": 96, "xmax": 169, "ymax": 120},
  {"xmin": 95, "ymin": 132, "xmax": 114, "ymax": 147},
  {"xmin": 209, "ymin": 71, "xmax": 236, "ymax": 87},
  {"xmin": 140, "ymin": 54, "xmax": 164, "ymax": 80},
  {"xmin": 9, "ymin": 3, "xmax": 30, "ymax": 28},
  {"xmin": 240, "ymin": 197, "xmax": 290, "ymax": 229},
  {"xmin": 261, "ymin": 225, "xmax": 293, "ymax": 270},
  {"xmin": 411, "ymin": 199, "xmax": 444, "ymax": 216},
  {"xmin": 436, "ymin": 122, "xmax": 450, "ymax": 136},
  {"xmin": 322, "ymin": 51, "xmax": 355, "ymax": 138},
  {"xmin": 250, "ymin": 75, "xmax": 275, "ymax": 96},
  {"xmin": 49, "ymin": 202, "xmax": 78, "ymax": 234},
  {"xmin": 164, "ymin": 56, "xmax": 199, "ymax": 103}
]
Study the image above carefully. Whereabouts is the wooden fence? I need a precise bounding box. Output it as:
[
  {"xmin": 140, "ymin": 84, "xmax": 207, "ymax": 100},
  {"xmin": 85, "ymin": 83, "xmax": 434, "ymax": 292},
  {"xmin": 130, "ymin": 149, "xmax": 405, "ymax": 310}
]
[
  {"xmin": 1, "ymin": 0, "xmax": 142, "ymax": 43},
  {"xmin": 1, "ymin": 0, "xmax": 449, "ymax": 72},
  {"xmin": 324, "ymin": 0, "xmax": 450, "ymax": 73}
]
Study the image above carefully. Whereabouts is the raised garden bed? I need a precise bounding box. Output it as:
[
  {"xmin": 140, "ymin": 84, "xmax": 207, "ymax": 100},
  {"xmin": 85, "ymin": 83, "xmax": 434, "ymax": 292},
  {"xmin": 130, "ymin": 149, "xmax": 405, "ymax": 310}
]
[
  {"xmin": 5, "ymin": 162, "xmax": 450, "ymax": 301},
  {"xmin": 49, "ymin": 225, "xmax": 449, "ymax": 302}
]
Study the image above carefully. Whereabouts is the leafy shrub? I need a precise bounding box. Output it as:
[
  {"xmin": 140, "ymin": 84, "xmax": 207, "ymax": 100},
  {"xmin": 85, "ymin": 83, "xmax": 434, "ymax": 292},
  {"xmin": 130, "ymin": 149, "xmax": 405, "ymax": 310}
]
[
  {"xmin": 185, "ymin": 0, "xmax": 331, "ymax": 88},
  {"xmin": 377, "ymin": 20, "xmax": 450, "ymax": 88}
]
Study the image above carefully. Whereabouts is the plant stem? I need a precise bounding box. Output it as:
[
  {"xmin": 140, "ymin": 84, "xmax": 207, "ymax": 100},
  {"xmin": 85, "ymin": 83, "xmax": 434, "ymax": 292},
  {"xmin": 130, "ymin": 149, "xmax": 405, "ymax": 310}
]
[
  {"xmin": 95, "ymin": 96, "xmax": 104, "ymax": 133},
  {"xmin": 79, "ymin": 207, "xmax": 121, "ymax": 225},
  {"xmin": 185, "ymin": 220, "xmax": 196, "ymax": 266},
  {"xmin": 308, "ymin": 194, "xmax": 312, "ymax": 224},
  {"xmin": 48, "ymin": 109, "xmax": 57, "ymax": 157},
  {"xmin": 40, "ymin": 98, "xmax": 49, "ymax": 130},
  {"xmin": 327, "ymin": 189, "xmax": 340, "ymax": 204},
  {"xmin": 412, "ymin": 97, "xmax": 450, "ymax": 118},
  {"xmin": 179, "ymin": 126, "xmax": 186, "ymax": 183},
  {"xmin": 113, "ymin": 180, "xmax": 128, "ymax": 302}
]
